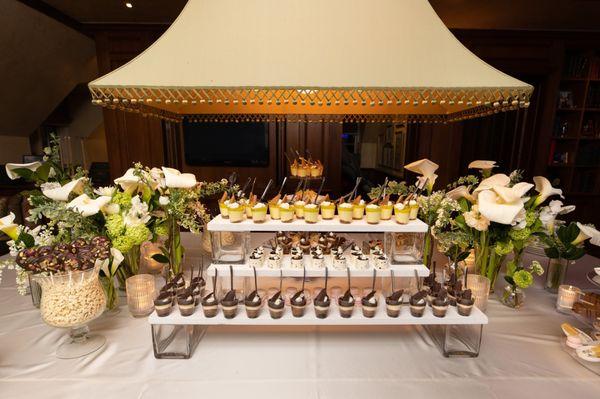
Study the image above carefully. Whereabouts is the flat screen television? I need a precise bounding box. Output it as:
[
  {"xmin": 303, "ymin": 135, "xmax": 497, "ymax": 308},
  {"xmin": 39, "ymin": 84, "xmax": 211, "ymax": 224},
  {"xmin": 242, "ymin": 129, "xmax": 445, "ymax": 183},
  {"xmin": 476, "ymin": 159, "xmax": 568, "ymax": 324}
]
[{"xmin": 183, "ymin": 121, "xmax": 269, "ymax": 167}]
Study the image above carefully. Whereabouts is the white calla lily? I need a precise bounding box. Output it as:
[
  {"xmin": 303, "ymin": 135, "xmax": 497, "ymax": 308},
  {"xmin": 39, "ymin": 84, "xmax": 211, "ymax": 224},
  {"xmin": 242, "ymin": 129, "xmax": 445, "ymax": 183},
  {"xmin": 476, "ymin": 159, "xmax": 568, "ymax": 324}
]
[
  {"xmin": 533, "ymin": 176, "xmax": 563, "ymax": 206},
  {"xmin": 468, "ymin": 160, "xmax": 497, "ymax": 177},
  {"xmin": 41, "ymin": 177, "xmax": 84, "ymax": 201},
  {"xmin": 5, "ymin": 162, "xmax": 42, "ymax": 180},
  {"xmin": 573, "ymin": 223, "xmax": 600, "ymax": 246},
  {"xmin": 473, "ymin": 173, "xmax": 510, "ymax": 193},
  {"xmin": 114, "ymin": 168, "xmax": 141, "ymax": 193},
  {"xmin": 162, "ymin": 167, "xmax": 197, "ymax": 188},
  {"xmin": 67, "ymin": 194, "xmax": 112, "ymax": 217},
  {"xmin": 110, "ymin": 247, "xmax": 124, "ymax": 275},
  {"xmin": 492, "ymin": 182, "xmax": 533, "ymax": 203},
  {"xmin": 404, "ymin": 158, "xmax": 439, "ymax": 191},
  {"xmin": 477, "ymin": 189, "xmax": 525, "ymax": 225},
  {"xmin": 446, "ymin": 185, "xmax": 475, "ymax": 202},
  {"xmin": 0, "ymin": 212, "xmax": 19, "ymax": 240},
  {"xmin": 540, "ymin": 200, "xmax": 575, "ymax": 233}
]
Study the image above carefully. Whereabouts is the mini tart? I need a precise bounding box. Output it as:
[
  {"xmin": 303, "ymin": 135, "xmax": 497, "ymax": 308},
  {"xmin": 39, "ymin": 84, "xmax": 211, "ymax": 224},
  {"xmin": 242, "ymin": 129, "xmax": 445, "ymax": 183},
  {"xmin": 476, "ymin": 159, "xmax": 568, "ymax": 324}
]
[
  {"xmin": 291, "ymin": 291, "xmax": 307, "ymax": 317},
  {"xmin": 201, "ymin": 292, "xmax": 219, "ymax": 318},
  {"xmin": 244, "ymin": 291, "xmax": 262, "ymax": 319},
  {"xmin": 220, "ymin": 290, "xmax": 239, "ymax": 319},
  {"xmin": 320, "ymin": 201, "xmax": 336, "ymax": 219},
  {"xmin": 267, "ymin": 291, "xmax": 285, "ymax": 319},
  {"xmin": 338, "ymin": 290, "xmax": 355, "ymax": 318},
  {"xmin": 361, "ymin": 291, "xmax": 378, "ymax": 318},
  {"xmin": 314, "ymin": 289, "xmax": 331, "ymax": 319},
  {"xmin": 385, "ymin": 289, "xmax": 404, "ymax": 318},
  {"xmin": 154, "ymin": 291, "xmax": 173, "ymax": 317}
]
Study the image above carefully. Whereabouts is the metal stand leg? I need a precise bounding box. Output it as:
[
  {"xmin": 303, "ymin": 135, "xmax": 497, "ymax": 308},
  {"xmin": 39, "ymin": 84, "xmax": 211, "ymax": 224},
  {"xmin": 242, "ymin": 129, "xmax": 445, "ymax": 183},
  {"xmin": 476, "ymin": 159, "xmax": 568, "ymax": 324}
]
[
  {"xmin": 424, "ymin": 324, "xmax": 484, "ymax": 358},
  {"xmin": 152, "ymin": 324, "xmax": 207, "ymax": 359}
]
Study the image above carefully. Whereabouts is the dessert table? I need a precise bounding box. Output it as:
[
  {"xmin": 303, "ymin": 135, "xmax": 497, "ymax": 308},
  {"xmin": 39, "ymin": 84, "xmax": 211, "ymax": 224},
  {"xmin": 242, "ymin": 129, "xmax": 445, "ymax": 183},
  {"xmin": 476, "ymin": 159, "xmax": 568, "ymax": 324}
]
[{"xmin": 1, "ymin": 234, "xmax": 599, "ymax": 399}]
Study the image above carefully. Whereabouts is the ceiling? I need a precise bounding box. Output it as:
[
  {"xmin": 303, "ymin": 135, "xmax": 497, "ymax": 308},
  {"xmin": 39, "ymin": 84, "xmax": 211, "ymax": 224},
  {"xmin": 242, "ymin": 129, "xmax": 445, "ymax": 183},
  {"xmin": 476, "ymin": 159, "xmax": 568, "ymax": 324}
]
[{"xmin": 38, "ymin": 0, "xmax": 600, "ymax": 31}]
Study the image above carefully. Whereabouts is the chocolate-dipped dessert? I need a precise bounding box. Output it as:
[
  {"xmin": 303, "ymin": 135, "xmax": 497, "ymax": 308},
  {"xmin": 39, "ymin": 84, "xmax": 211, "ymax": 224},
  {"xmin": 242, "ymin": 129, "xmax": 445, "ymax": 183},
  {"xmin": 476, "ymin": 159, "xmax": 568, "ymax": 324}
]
[
  {"xmin": 268, "ymin": 271, "xmax": 285, "ymax": 319},
  {"xmin": 338, "ymin": 268, "xmax": 355, "ymax": 318},
  {"xmin": 447, "ymin": 281, "xmax": 462, "ymax": 306},
  {"xmin": 299, "ymin": 237, "xmax": 311, "ymax": 254},
  {"xmin": 172, "ymin": 272, "xmax": 186, "ymax": 295},
  {"xmin": 154, "ymin": 291, "xmax": 173, "ymax": 317},
  {"xmin": 409, "ymin": 290, "xmax": 427, "ymax": 317},
  {"xmin": 201, "ymin": 271, "xmax": 219, "ymax": 317},
  {"xmin": 457, "ymin": 289, "xmax": 475, "ymax": 316},
  {"xmin": 431, "ymin": 289, "xmax": 449, "ymax": 318},
  {"xmin": 161, "ymin": 281, "xmax": 177, "ymax": 305},
  {"xmin": 244, "ymin": 267, "xmax": 262, "ymax": 318},
  {"xmin": 385, "ymin": 270, "xmax": 404, "ymax": 318},
  {"xmin": 361, "ymin": 269, "xmax": 378, "ymax": 318},
  {"xmin": 427, "ymin": 281, "xmax": 441, "ymax": 305},
  {"xmin": 220, "ymin": 266, "xmax": 239, "ymax": 319},
  {"xmin": 177, "ymin": 288, "xmax": 196, "ymax": 316},
  {"xmin": 291, "ymin": 267, "xmax": 307, "ymax": 317},
  {"xmin": 314, "ymin": 268, "xmax": 330, "ymax": 319}
]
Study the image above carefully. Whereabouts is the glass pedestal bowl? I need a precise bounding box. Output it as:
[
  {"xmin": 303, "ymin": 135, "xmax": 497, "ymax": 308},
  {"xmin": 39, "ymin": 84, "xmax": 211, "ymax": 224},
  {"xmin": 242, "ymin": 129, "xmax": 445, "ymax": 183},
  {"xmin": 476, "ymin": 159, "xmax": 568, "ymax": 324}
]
[{"xmin": 34, "ymin": 267, "xmax": 107, "ymax": 359}]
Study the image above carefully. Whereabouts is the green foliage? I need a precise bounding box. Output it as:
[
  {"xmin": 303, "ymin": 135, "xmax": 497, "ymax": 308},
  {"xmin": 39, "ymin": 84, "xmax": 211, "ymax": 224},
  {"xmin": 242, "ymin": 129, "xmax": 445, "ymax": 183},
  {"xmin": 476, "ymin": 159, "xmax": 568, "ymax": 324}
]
[{"xmin": 542, "ymin": 222, "xmax": 587, "ymax": 260}]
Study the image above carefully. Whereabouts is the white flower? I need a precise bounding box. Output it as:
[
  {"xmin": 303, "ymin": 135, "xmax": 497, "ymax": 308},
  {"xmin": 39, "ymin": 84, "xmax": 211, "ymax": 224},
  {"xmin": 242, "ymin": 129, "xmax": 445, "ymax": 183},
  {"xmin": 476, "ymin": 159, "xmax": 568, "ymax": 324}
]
[
  {"xmin": 94, "ymin": 186, "xmax": 116, "ymax": 196},
  {"xmin": 473, "ymin": 173, "xmax": 510, "ymax": 193},
  {"xmin": 162, "ymin": 167, "xmax": 197, "ymax": 188},
  {"xmin": 101, "ymin": 247, "xmax": 125, "ymax": 277},
  {"xmin": 573, "ymin": 223, "xmax": 600, "ymax": 246},
  {"xmin": 124, "ymin": 196, "xmax": 151, "ymax": 227},
  {"xmin": 468, "ymin": 160, "xmax": 497, "ymax": 174},
  {"xmin": 446, "ymin": 185, "xmax": 475, "ymax": 202},
  {"xmin": 67, "ymin": 194, "xmax": 112, "ymax": 217},
  {"xmin": 5, "ymin": 162, "xmax": 42, "ymax": 180},
  {"xmin": 533, "ymin": 176, "xmax": 563, "ymax": 206},
  {"xmin": 114, "ymin": 168, "xmax": 141, "ymax": 193},
  {"xmin": 493, "ymin": 182, "xmax": 533, "ymax": 204},
  {"xmin": 463, "ymin": 205, "xmax": 490, "ymax": 231},
  {"xmin": 104, "ymin": 203, "xmax": 120, "ymax": 215},
  {"xmin": 159, "ymin": 196, "xmax": 170, "ymax": 206},
  {"xmin": 0, "ymin": 212, "xmax": 19, "ymax": 240},
  {"xmin": 404, "ymin": 158, "xmax": 439, "ymax": 191},
  {"xmin": 540, "ymin": 200, "xmax": 575, "ymax": 233},
  {"xmin": 477, "ymin": 188, "xmax": 527, "ymax": 225},
  {"xmin": 149, "ymin": 167, "xmax": 166, "ymax": 188},
  {"xmin": 41, "ymin": 177, "xmax": 85, "ymax": 201}
]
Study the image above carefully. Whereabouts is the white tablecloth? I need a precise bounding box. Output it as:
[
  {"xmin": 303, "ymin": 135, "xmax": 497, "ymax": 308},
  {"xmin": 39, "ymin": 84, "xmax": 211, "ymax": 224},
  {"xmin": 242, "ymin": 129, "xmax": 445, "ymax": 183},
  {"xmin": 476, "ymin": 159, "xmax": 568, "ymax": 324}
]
[{"xmin": 1, "ymin": 235, "xmax": 599, "ymax": 399}]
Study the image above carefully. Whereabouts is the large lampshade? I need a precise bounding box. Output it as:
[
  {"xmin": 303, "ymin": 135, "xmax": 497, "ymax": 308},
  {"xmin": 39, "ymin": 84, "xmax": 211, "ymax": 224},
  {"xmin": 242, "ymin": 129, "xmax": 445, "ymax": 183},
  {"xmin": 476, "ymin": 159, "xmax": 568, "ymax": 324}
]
[{"xmin": 88, "ymin": 0, "xmax": 533, "ymax": 123}]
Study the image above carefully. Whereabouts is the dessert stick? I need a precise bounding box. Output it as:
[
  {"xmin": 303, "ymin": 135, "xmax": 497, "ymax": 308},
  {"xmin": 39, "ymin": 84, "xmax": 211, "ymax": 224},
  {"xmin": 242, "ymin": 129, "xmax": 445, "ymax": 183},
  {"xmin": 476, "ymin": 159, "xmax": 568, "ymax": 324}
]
[
  {"xmin": 349, "ymin": 177, "xmax": 362, "ymax": 201},
  {"xmin": 237, "ymin": 177, "xmax": 252, "ymax": 198},
  {"xmin": 371, "ymin": 268, "xmax": 377, "ymax": 293},
  {"xmin": 277, "ymin": 177, "xmax": 288, "ymax": 197},
  {"xmin": 227, "ymin": 172, "xmax": 238, "ymax": 189},
  {"xmin": 259, "ymin": 179, "xmax": 274, "ymax": 202},
  {"xmin": 414, "ymin": 268, "xmax": 422, "ymax": 291},
  {"xmin": 314, "ymin": 177, "xmax": 326, "ymax": 204},
  {"xmin": 249, "ymin": 177, "xmax": 257, "ymax": 197},
  {"xmin": 288, "ymin": 180, "xmax": 303, "ymax": 203},
  {"xmin": 253, "ymin": 266, "xmax": 258, "ymax": 294}
]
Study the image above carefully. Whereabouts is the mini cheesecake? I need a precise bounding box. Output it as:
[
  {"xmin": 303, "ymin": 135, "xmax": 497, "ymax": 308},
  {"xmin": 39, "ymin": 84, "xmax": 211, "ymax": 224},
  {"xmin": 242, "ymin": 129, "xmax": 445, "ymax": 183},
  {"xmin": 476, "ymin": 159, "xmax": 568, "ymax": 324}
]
[
  {"xmin": 266, "ymin": 253, "xmax": 282, "ymax": 269},
  {"xmin": 409, "ymin": 290, "xmax": 427, "ymax": 317},
  {"xmin": 290, "ymin": 290, "xmax": 307, "ymax": 317},
  {"xmin": 338, "ymin": 289, "xmax": 355, "ymax": 318},
  {"xmin": 311, "ymin": 253, "xmax": 325, "ymax": 269},
  {"xmin": 304, "ymin": 203, "xmax": 319, "ymax": 223},
  {"xmin": 365, "ymin": 203, "xmax": 381, "ymax": 224},
  {"xmin": 320, "ymin": 201, "xmax": 336, "ymax": 220},
  {"xmin": 251, "ymin": 202, "xmax": 268, "ymax": 223},
  {"xmin": 385, "ymin": 289, "xmax": 404, "ymax": 318},
  {"xmin": 352, "ymin": 199, "xmax": 366, "ymax": 220},
  {"xmin": 201, "ymin": 292, "xmax": 219, "ymax": 318},
  {"xmin": 394, "ymin": 203, "xmax": 410, "ymax": 224},
  {"xmin": 314, "ymin": 288, "xmax": 331, "ymax": 319},
  {"xmin": 248, "ymin": 252, "xmax": 263, "ymax": 268},
  {"xmin": 268, "ymin": 291, "xmax": 285, "ymax": 319},
  {"xmin": 154, "ymin": 291, "xmax": 173, "ymax": 317},
  {"xmin": 268, "ymin": 200, "xmax": 281, "ymax": 220},
  {"xmin": 337, "ymin": 202, "xmax": 354, "ymax": 223},
  {"xmin": 355, "ymin": 254, "xmax": 369, "ymax": 270}
]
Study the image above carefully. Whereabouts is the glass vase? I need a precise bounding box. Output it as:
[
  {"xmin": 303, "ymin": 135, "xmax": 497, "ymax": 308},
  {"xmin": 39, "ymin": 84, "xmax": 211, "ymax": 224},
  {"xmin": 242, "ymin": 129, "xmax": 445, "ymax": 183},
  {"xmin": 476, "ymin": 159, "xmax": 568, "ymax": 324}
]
[
  {"xmin": 116, "ymin": 245, "xmax": 141, "ymax": 290},
  {"xmin": 500, "ymin": 284, "xmax": 525, "ymax": 309},
  {"xmin": 100, "ymin": 274, "xmax": 120, "ymax": 312},
  {"xmin": 167, "ymin": 217, "xmax": 183, "ymax": 276},
  {"xmin": 33, "ymin": 266, "xmax": 106, "ymax": 358},
  {"xmin": 474, "ymin": 242, "xmax": 505, "ymax": 293},
  {"xmin": 28, "ymin": 272, "xmax": 42, "ymax": 308},
  {"xmin": 545, "ymin": 257, "xmax": 570, "ymax": 293}
]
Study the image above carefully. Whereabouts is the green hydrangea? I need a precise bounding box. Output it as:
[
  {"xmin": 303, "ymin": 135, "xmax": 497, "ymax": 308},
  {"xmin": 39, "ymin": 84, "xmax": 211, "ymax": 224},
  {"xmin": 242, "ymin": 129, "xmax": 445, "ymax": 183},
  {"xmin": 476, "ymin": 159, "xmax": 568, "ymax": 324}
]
[
  {"xmin": 154, "ymin": 222, "xmax": 169, "ymax": 237},
  {"xmin": 105, "ymin": 214, "xmax": 125, "ymax": 238},
  {"xmin": 112, "ymin": 235, "xmax": 134, "ymax": 253},
  {"xmin": 513, "ymin": 270, "xmax": 534, "ymax": 289},
  {"xmin": 525, "ymin": 210, "xmax": 538, "ymax": 227},
  {"xmin": 509, "ymin": 227, "xmax": 531, "ymax": 242},
  {"xmin": 126, "ymin": 224, "xmax": 151, "ymax": 246},
  {"xmin": 112, "ymin": 192, "xmax": 133, "ymax": 210},
  {"xmin": 530, "ymin": 260, "xmax": 544, "ymax": 276},
  {"xmin": 495, "ymin": 240, "xmax": 514, "ymax": 256}
]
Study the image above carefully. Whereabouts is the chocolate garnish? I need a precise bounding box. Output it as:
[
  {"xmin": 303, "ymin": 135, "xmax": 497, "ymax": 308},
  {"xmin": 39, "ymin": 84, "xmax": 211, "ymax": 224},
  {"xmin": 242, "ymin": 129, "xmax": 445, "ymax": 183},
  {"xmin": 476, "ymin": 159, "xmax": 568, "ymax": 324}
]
[
  {"xmin": 410, "ymin": 290, "xmax": 427, "ymax": 306},
  {"xmin": 154, "ymin": 291, "xmax": 172, "ymax": 305}
]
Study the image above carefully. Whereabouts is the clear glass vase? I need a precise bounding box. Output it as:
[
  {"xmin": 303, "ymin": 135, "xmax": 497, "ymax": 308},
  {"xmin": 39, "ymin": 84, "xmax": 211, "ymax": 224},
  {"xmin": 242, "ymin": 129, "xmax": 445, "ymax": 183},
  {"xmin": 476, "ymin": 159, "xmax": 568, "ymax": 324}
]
[
  {"xmin": 500, "ymin": 284, "xmax": 525, "ymax": 309},
  {"xmin": 27, "ymin": 272, "xmax": 42, "ymax": 308},
  {"xmin": 545, "ymin": 257, "xmax": 570, "ymax": 293},
  {"xmin": 33, "ymin": 267, "xmax": 106, "ymax": 359}
]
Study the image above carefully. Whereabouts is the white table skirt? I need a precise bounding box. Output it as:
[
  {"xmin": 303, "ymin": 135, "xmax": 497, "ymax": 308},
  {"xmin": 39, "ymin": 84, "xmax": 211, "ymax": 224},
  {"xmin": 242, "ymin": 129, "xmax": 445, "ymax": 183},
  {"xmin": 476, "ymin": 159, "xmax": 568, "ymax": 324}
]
[{"xmin": 1, "ymin": 234, "xmax": 599, "ymax": 399}]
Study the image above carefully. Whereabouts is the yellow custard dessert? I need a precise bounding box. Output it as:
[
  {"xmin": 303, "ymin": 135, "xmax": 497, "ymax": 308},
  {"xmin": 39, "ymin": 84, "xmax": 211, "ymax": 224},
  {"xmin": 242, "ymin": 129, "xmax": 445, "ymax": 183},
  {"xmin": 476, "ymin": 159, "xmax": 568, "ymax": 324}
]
[
  {"xmin": 320, "ymin": 201, "xmax": 335, "ymax": 219},
  {"xmin": 338, "ymin": 202, "xmax": 354, "ymax": 223},
  {"xmin": 304, "ymin": 203, "xmax": 319, "ymax": 223},
  {"xmin": 251, "ymin": 202, "xmax": 268, "ymax": 223},
  {"xmin": 269, "ymin": 200, "xmax": 281, "ymax": 220},
  {"xmin": 380, "ymin": 201, "xmax": 393, "ymax": 220},
  {"xmin": 394, "ymin": 203, "xmax": 410, "ymax": 224},
  {"xmin": 409, "ymin": 199, "xmax": 419, "ymax": 220},
  {"xmin": 294, "ymin": 200, "xmax": 306, "ymax": 218},
  {"xmin": 219, "ymin": 200, "xmax": 230, "ymax": 218},
  {"xmin": 352, "ymin": 200, "xmax": 366, "ymax": 220},
  {"xmin": 365, "ymin": 204, "xmax": 381, "ymax": 224},
  {"xmin": 279, "ymin": 203, "xmax": 295, "ymax": 222},
  {"xmin": 227, "ymin": 202, "xmax": 245, "ymax": 223}
]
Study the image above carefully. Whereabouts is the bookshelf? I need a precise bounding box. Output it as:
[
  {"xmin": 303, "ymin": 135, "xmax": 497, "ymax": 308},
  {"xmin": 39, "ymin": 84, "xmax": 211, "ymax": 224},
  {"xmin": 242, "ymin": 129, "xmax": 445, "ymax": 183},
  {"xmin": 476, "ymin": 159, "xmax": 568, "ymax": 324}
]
[{"xmin": 548, "ymin": 49, "xmax": 600, "ymax": 197}]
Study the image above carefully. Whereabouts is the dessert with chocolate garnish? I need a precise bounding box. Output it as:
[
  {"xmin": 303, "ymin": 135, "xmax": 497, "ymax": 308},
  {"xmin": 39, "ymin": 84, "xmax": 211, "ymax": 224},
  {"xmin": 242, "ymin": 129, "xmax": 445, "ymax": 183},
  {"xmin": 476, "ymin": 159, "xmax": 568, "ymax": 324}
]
[
  {"xmin": 457, "ymin": 289, "xmax": 475, "ymax": 316},
  {"xmin": 220, "ymin": 266, "xmax": 239, "ymax": 319},
  {"xmin": 361, "ymin": 269, "xmax": 379, "ymax": 318},
  {"xmin": 409, "ymin": 290, "xmax": 427, "ymax": 317},
  {"xmin": 338, "ymin": 268, "xmax": 355, "ymax": 318},
  {"xmin": 172, "ymin": 273, "xmax": 186, "ymax": 295},
  {"xmin": 385, "ymin": 287, "xmax": 404, "ymax": 318},
  {"xmin": 314, "ymin": 268, "xmax": 331, "ymax": 319},
  {"xmin": 177, "ymin": 288, "xmax": 196, "ymax": 317},
  {"xmin": 431, "ymin": 289, "xmax": 449, "ymax": 318},
  {"xmin": 244, "ymin": 268, "xmax": 262, "ymax": 318},
  {"xmin": 154, "ymin": 291, "xmax": 174, "ymax": 317},
  {"xmin": 290, "ymin": 253, "xmax": 304, "ymax": 269},
  {"xmin": 268, "ymin": 272, "xmax": 285, "ymax": 319}
]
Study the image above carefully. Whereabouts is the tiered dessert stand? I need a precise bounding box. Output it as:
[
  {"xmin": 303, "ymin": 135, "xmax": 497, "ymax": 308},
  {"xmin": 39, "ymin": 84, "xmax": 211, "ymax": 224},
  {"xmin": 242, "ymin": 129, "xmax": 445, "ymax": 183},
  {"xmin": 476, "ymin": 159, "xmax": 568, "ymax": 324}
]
[{"xmin": 149, "ymin": 215, "xmax": 488, "ymax": 359}]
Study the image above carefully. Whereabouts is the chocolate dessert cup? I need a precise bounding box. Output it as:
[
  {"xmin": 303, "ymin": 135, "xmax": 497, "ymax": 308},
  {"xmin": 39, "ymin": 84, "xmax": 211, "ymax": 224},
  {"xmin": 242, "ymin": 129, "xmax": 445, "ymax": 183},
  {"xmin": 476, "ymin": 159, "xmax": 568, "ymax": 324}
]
[
  {"xmin": 154, "ymin": 291, "xmax": 173, "ymax": 317},
  {"xmin": 409, "ymin": 290, "xmax": 427, "ymax": 317},
  {"xmin": 177, "ymin": 289, "xmax": 196, "ymax": 317},
  {"xmin": 314, "ymin": 268, "xmax": 330, "ymax": 319}
]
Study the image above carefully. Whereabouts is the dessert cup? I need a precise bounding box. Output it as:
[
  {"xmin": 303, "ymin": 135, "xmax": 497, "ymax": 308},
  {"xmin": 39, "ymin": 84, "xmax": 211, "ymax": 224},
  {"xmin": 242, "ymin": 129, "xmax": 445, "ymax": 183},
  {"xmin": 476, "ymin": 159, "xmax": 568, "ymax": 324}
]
[
  {"xmin": 177, "ymin": 291, "xmax": 196, "ymax": 317},
  {"xmin": 365, "ymin": 204, "xmax": 381, "ymax": 224},
  {"xmin": 290, "ymin": 254, "xmax": 304, "ymax": 269},
  {"xmin": 410, "ymin": 302, "xmax": 426, "ymax": 317},
  {"xmin": 268, "ymin": 294, "xmax": 285, "ymax": 319},
  {"xmin": 375, "ymin": 255, "xmax": 388, "ymax": 270},
  {"xmin": 361, "ymin": 293, "xmax": 378, "ymax": 318},
  {"xmin": 352, "ymin": 203, "xmax": 365, "ymax": 220},
  {"xmin": 218, "ymin": 201, "xmax": 229, "ymax": 218},
  {"xmin": 311, "ymin": 254, "xmax": 324, "ymax": 269},
  {"xmin": 190, "ymin": 282, "xmax": 203, "ymax": 306},
  {"xmin": 458, "ymin": 290, "xmax": 475, "ymax": 316},
  {"xmin": 201, "ymin": 293, "xmax": 219, "ymax": 318},
  {"xmin": 279, "ymin": 204, "xmax": 294, "ymax": 222},
  {"xmin": 320, "ymin": 202, "xmax": 335, "ymax": 219},
  {"xmin": 294, "ymin": 200, "xmax": 306, "ymax": 218},
  {"xmin": 314, "ymin": 295, "xmax": 331, "ymax": 318},
  {"xmin": 355, "ymin": 255, "xmax": 369, "ymax": 270},
  {"xmin": 248, "ymin": 254, "xmax": 263, "ymax": 268},
  {"xmin": 267, "ymin": 254, "xmax": 282, "ymax": 269},
  {"xmin": 251, "ymin": 203, "xmax": 268, "ymax": 223},
  {"xmin": 304, "ymin": 204, "xmax": 319, "ymax": 223},
  {"xmin": 227, "ymin": 203, "xmax": 245, "ymax": 223},
  {"xmin": 245, "ymin": 297, "xmax": 262, "ymax": 318},
  {"xmin": 154, "ymin": 291, "xmax": 173, "ymax": 317},
  {"xmin": 338, "ymin": 291, "xmax": 355, "ymax": 318},
  {"xmin": 269, "ymin": 203, "xmax": 280, "ymax": 219},
  {"xmin": 221, "ymin": 300, "xmax": 238, "ymax": 318},
  {"xmin": 394, "ymin": 203, "xmax": 410, "ymax": 224},
  {"xmin": 333, "ymin": 255, "xmax": 346, "ymax": 270},
  {"xmin": 380, "ymin": 202, "xmax": 393, "ymax": 220},
  {"xmin": 385, "ymin": 290, "xmax": 404, "ymax": 318},
  {"xmin": 409, "ymin": 200, "xmax": 419, "ymax": 220},
  {"xmin": 432, "ymin": 302, "xmax": 449, "ymax": 317},
  {"xmin": 337, "ymin": 203, "xmax": 354, "ymax": 223},
  {"xmin": 291, "ymin": 291, "xmax": 307, "ymax": 317},
  {"xmin": 409, "ymin": 291, "xmax": 427, "ymax": 317}
]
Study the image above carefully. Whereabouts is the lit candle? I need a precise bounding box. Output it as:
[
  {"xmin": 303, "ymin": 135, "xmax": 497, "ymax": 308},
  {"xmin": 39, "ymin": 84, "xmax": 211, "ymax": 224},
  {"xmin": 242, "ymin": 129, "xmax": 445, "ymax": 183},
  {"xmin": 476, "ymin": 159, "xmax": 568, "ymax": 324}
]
[
  {"xmin": 466, "ymin": 274, "xmax": 490, "ymax": 312},
  {"xmin": 556, "ymin": 285, "xmax": 581, "ymax": 313},
  {"xmin": 126, "ymin": 274, "xmax": 156, "ymax": 317}
]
